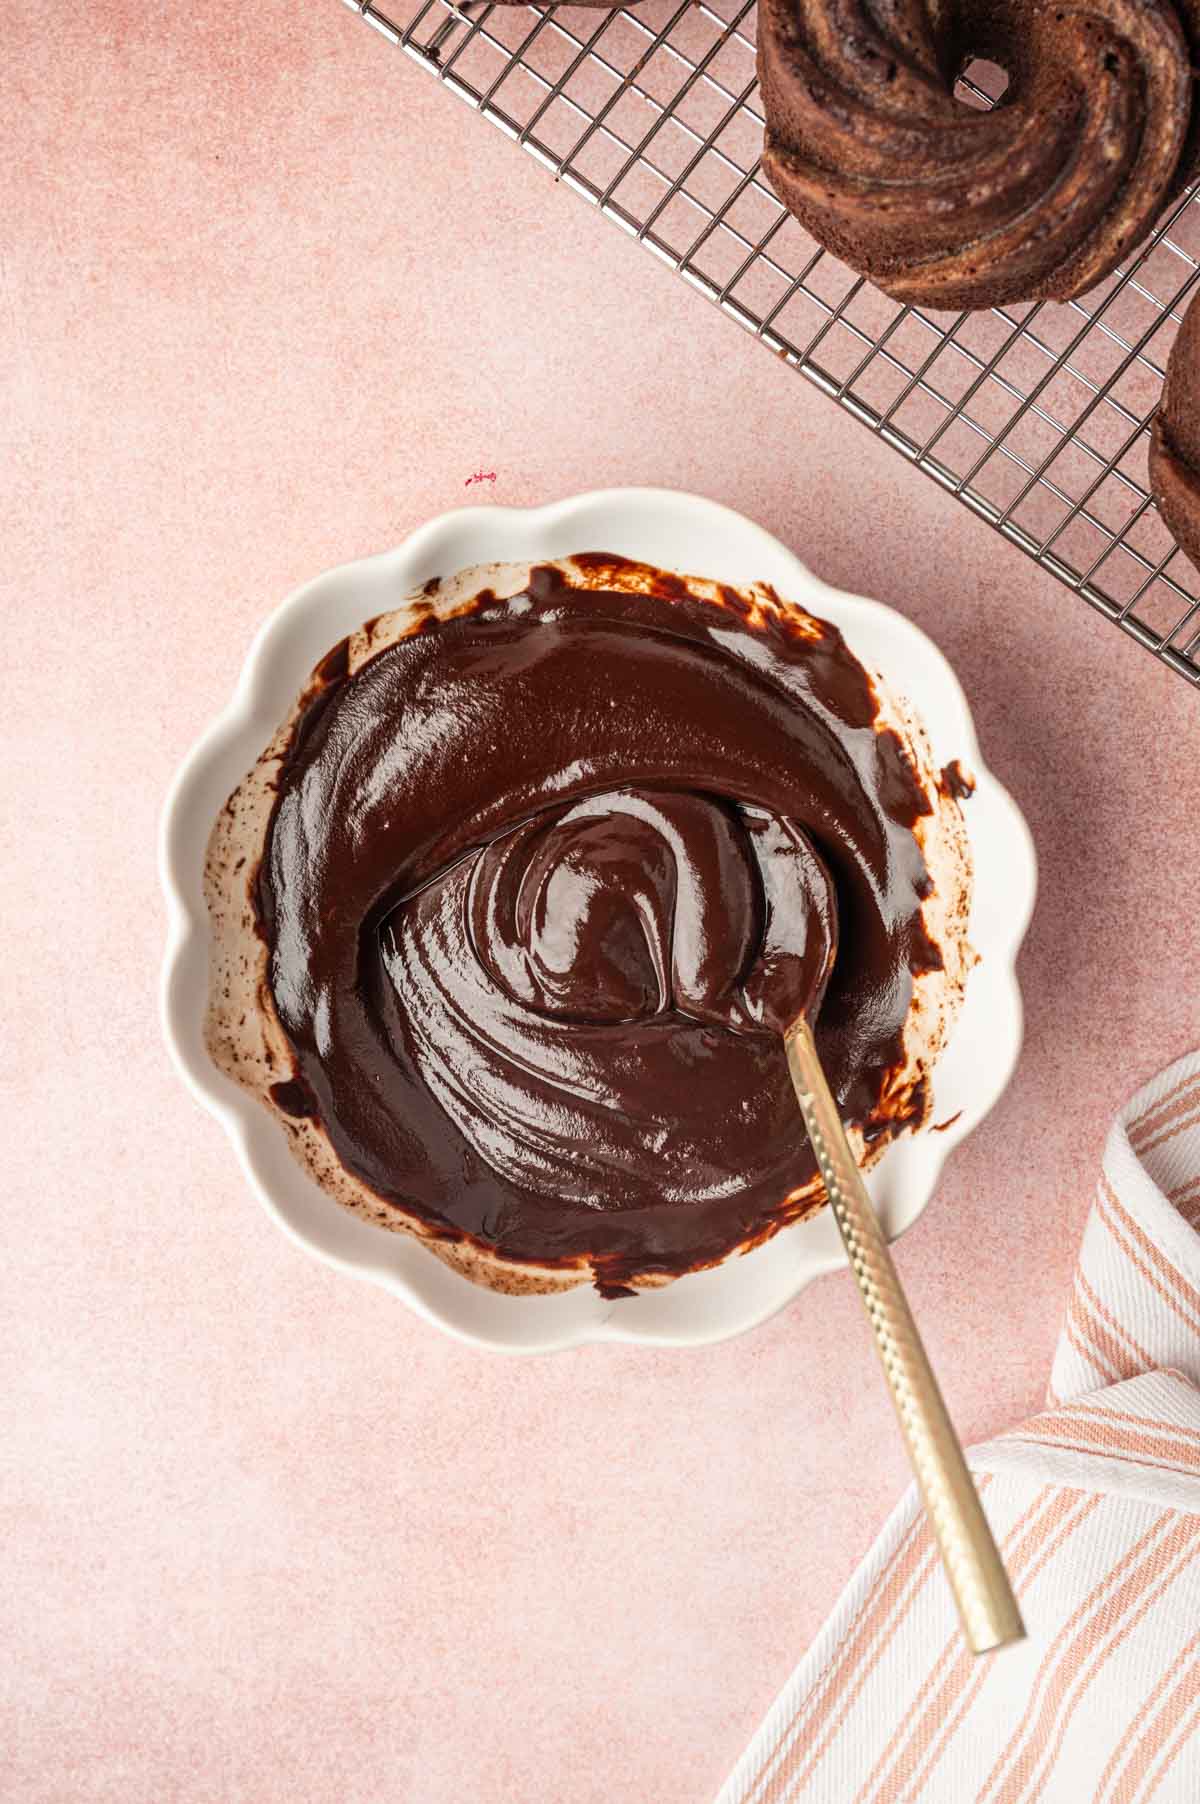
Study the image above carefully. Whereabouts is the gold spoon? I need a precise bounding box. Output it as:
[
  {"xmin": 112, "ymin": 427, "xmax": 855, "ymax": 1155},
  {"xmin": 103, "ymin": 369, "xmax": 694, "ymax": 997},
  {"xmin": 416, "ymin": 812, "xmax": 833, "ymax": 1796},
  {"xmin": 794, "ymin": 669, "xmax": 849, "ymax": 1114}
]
[{"xmin": 784, "ymin": 1015, "xmax": 1025, "ymax": 1655}]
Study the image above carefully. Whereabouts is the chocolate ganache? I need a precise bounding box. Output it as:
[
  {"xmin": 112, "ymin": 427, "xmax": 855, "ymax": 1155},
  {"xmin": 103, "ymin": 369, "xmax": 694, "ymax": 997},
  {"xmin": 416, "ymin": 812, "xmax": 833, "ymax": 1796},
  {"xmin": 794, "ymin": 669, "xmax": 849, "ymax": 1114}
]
[{"xmin": 235, "ymin": 557, "xmax": 961, "ymax": 1295}]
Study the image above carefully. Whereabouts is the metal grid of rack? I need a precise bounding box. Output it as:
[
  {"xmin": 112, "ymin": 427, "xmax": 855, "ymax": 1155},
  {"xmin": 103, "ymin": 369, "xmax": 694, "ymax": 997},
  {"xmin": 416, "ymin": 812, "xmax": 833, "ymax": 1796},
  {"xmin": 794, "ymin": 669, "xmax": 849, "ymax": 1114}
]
[{"xmin": 342, "ymin": 0, "xmax": 1200, "ymax": 685}]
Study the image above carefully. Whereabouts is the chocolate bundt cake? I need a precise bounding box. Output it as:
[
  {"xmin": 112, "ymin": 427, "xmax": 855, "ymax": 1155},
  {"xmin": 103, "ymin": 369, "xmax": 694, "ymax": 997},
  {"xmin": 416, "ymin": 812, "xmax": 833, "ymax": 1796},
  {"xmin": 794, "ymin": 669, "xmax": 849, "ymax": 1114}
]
[
  {"xmin": 1150, "ymin": 289, "xmax": 1200, "ymax": 569},
  {"xmin": 757, "ymin": 0, "xmax": 1200, "ymax": 310}
]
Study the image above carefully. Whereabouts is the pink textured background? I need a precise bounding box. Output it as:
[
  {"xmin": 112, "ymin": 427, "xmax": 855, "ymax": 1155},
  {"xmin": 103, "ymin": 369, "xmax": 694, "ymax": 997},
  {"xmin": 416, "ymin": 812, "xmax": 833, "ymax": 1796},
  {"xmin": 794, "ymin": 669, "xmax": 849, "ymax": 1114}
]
[{"xmin": 5, "ymin": 4, "xmax": 1199, "ymax": 1800}]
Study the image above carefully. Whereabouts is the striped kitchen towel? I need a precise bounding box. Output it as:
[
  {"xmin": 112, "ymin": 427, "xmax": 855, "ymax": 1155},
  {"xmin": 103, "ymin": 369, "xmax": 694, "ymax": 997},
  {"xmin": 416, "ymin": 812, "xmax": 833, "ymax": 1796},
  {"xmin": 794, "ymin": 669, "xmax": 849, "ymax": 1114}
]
[{"xmin": 717, "ymin": 1050, "xmax": 1200, "ymax": 1804}]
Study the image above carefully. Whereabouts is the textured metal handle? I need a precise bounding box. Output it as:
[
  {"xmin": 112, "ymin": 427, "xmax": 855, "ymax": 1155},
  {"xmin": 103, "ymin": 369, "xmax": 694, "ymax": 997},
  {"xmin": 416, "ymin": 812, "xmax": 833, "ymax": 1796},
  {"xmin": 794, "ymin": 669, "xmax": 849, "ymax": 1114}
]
[{"xmin": 785, "ymin": 1017, "xmax": 1024, "ymax": 1655}]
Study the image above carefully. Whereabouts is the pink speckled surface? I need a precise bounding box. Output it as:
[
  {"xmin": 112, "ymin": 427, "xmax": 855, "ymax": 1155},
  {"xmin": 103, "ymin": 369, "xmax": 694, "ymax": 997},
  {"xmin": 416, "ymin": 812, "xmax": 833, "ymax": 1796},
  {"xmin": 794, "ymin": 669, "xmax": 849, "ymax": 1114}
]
[{"xmin": 4, "ymin": 4, "xmax": 1199, "ymax": 1801}]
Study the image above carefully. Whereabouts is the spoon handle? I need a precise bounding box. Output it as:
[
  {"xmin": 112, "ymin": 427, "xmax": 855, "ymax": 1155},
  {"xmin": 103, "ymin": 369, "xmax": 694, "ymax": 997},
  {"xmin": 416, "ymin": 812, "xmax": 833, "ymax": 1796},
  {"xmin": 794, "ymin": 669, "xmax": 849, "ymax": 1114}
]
[{"xmin": 785, "ymin": 1016, "xmax": 1024, "ymax": 1656}]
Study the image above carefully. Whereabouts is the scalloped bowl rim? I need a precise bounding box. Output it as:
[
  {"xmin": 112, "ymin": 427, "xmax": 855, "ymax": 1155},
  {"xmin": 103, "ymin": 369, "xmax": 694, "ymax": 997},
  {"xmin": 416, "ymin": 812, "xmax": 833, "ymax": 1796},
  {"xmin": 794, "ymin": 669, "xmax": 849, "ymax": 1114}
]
[{"xmin": 159, "ymin": 487, "xmax": 1036, "ymax": 1354}]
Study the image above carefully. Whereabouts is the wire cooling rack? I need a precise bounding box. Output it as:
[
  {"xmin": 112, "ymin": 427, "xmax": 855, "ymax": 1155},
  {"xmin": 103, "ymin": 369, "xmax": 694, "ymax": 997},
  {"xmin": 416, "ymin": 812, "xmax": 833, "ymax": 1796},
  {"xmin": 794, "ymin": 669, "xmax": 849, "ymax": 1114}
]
[{"xmin": 342, "ymin": 0, "xmax": 1200, "ymax": 685}]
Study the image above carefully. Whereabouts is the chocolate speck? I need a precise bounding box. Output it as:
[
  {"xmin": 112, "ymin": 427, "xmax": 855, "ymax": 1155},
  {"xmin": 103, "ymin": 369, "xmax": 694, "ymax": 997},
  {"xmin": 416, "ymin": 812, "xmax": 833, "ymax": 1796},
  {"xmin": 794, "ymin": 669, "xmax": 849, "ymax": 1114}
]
[
  {"xmin": 940, "ymin": 760, "xmax": 975, "ymax": 800},
  {"xmin": 271, "ymin": 1077, "xmax": 319, "ymax": 1120},
  {"xmin": 314, "ymin": 636, "xmax": 351, "ymax": 686},
  {"xmin": 932, "ymin": 1110, "xmax": 963, "ymax": 1133}
]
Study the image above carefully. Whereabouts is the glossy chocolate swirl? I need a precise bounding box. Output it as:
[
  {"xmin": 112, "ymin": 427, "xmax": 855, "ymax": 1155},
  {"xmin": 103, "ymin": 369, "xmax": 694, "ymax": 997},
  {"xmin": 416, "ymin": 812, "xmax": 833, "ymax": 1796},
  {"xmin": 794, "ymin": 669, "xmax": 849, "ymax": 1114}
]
[
  {"xmin": 255, "ymin": 560, "xmax": 943, "ymax": 1292},
  {"xmin": 757, "ymin": 0, "xmax": 1200, "ymax": 310}
]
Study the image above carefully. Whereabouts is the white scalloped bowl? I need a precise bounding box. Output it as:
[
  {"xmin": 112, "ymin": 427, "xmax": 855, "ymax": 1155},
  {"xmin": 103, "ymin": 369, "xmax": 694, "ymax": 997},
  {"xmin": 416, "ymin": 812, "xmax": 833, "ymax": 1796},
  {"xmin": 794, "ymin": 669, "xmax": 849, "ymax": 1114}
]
[{"xmin": 160, "ymin": 488, "xmax": 1035, "ymax": 1353}]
